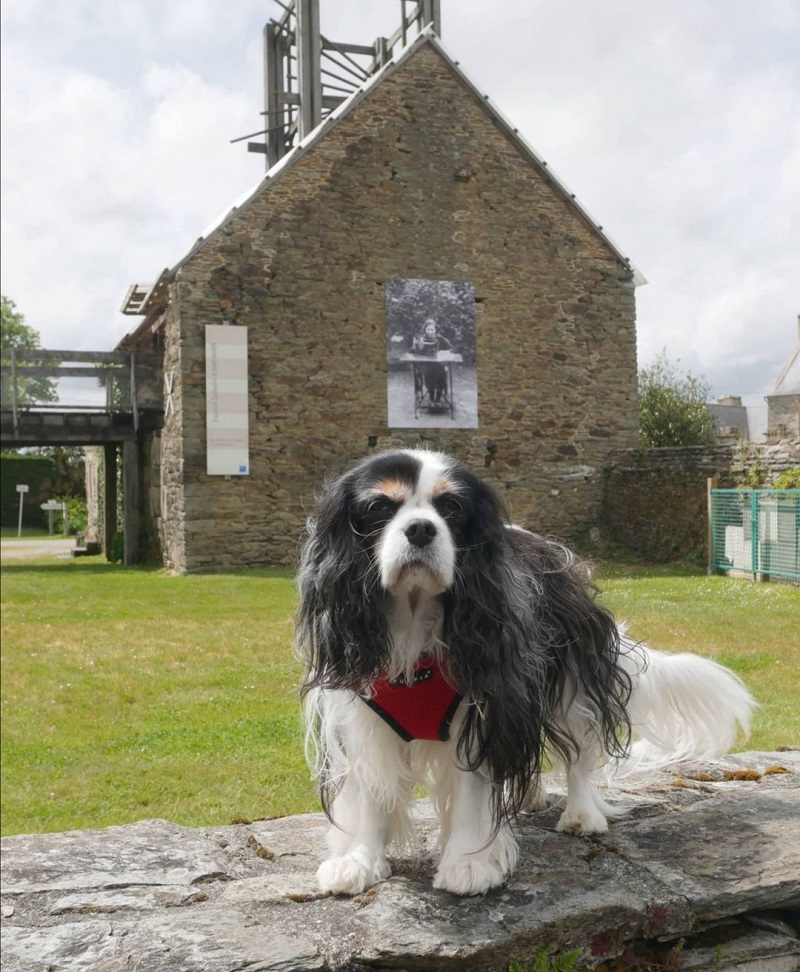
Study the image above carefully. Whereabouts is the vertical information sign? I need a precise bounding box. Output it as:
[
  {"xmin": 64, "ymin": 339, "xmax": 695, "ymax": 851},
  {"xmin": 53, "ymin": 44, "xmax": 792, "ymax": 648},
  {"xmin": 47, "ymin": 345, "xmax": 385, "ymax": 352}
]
[{"xmin": 205, "ymin": 325, "xmax": 249, "ymax": 475}]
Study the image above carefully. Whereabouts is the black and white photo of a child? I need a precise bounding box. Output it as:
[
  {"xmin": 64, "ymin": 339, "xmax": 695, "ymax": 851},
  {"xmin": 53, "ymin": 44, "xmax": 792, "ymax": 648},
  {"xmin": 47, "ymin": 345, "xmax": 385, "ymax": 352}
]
[
  {"xmin": 384, "ymin": 277, "xmax": 478, "ymax": 429},
  {"xmin": 412, "ymin": 318, "xmax": 452, "ymax": 404}
]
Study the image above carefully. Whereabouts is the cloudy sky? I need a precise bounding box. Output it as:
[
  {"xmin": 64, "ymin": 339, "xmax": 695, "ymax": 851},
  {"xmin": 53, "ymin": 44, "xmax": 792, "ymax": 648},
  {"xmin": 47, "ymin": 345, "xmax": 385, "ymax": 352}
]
[{"xmin": 2, "ymin": 0, "xmax": 798, "ymax": 409}]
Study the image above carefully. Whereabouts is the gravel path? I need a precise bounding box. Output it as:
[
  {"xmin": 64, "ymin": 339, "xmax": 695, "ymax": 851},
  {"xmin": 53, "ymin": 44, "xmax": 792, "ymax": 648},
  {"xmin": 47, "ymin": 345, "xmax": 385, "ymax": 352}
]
[{"xmin": 0, "ymin": 538, "xmax": 76, "ymax": 561}]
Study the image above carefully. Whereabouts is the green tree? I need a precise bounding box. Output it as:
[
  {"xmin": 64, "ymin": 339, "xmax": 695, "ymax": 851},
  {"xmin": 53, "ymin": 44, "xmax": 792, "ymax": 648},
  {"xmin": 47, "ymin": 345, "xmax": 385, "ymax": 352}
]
[
  {"xmin": 28, "ymin": 445, "xmax": 86, "ymax": 497},
  {"xmin": 638, "ymin": 350, "xmax": 715, "ymax": 447},
  {"xmin": 1, "ymin": 296, "xmax": 59, "ymax": 404}
]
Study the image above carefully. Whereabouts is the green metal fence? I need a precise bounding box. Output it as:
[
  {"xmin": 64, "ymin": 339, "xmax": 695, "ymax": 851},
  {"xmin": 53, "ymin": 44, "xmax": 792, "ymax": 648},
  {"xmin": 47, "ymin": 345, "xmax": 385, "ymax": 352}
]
[{"xmin": 709, "ymin": 488, "xmax": 800, "ymax": 581}]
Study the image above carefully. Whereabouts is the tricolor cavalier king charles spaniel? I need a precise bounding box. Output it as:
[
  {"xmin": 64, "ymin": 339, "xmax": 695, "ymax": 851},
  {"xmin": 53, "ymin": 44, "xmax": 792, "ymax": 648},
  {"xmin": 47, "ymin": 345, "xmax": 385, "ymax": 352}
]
[{"xmin": 296, "ymin": 449, "xmax": 754, "ymax": 896}]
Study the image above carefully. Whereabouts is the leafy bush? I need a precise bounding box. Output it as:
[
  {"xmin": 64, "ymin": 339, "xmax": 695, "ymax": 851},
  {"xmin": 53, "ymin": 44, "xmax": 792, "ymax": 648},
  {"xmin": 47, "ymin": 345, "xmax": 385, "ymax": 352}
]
[
  {"xmin": 772, "ymin": 467, "xmax": 800, "ymax": 489},
  {"xmin": 638, "ymin": 351, "xmax": 715, "ymax": 448},
  {"xmin": 55, "ymin": 495, "xmax": 88, "ymax": 535},
  {"xmin": 108, "ymin": 530, "xmax": 124, "ymax": 563},
  {"xmin": 509, "ymin": 949, "xmax": 582, "ymax": 972},
  {"xmin": 0, "ymin": 452, "xmax": 55, "ymax": 527}
]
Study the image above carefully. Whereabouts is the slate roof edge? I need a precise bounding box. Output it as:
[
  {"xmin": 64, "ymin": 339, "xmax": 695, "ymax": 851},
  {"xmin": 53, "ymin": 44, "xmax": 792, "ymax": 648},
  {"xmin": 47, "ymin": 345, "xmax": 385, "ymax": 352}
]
[{"xmin": 130, "ymin": 25, "xmax": 645, "ymax": 331}]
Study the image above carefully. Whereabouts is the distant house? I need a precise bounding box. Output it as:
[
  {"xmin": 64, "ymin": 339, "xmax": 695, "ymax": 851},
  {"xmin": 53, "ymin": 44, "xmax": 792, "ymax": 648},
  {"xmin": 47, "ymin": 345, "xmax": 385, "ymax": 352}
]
[
  {"xmin": 708, "ymin": 395, "xmax": 751, "ymax": 440},
  {"xmin": 116, "ymin": 29, "xmax": 642, "ymax": 571},
  {"xmin": 766, "ymin": 316, "xmax": 800, "ymax": 441}
]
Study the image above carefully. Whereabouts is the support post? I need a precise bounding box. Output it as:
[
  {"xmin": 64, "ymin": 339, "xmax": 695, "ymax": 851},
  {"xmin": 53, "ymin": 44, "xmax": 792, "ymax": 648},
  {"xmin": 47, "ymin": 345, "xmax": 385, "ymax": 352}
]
[
  {"xmin": 17, "ymin": 486, "xmax": 26, "ymax": 538},
  {"xmin": 11, "ymin": 348, "xmax": 19, "ymax": 436},
  {"xmin": 103, "ymin": 444, "xmax": 118, "ymax": 560},
  {"xmin": 264, "ymin": 20, "xmax": 284, "ymax": 169},
  {"xmin": 122, "ymin": 439, "xmax": 141, "ymax": 566},
  {"xmin": 421, "ymin": 0, "xmax": 441, "ymax": 35},
  {"xmin": 130, "ymin": 351, "xmax": 139, "ymax": 432},
  {"xmin": 296, "ymin": 0, "xmax": 321, "ymax": 139},
  {"xmin": 706, "ymin": 477, "xmax": 718, "ymax": 574}
]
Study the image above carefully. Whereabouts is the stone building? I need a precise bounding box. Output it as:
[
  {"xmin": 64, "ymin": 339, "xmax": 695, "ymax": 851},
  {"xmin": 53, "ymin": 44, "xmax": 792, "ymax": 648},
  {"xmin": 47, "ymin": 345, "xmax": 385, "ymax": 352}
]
[
  {"xmin": 766, "ymin": 316, "xmax": 800, "ymax": 442},
  {"xmin": 118, "ymin": 30, "xmax": 641, "ymax": 572},
  {"xmin": 708, "ymin": 395, "xmax": 751, "ymax": 441}
]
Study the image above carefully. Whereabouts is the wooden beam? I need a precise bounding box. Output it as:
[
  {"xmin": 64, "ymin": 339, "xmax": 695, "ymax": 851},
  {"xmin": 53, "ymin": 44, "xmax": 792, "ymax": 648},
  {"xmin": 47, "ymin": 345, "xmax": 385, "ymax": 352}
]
[
  {"xmin": 5, "ymin": 349, "xmax": 125, "ymax": 364},
  {"xmin": 104, "ymin": 444, "xmax": 118, "ymax": 561},
  {"xmin": 0, "ymin": 365, "xmax": 130, "ymax": 379},
  {"xmin": 320, "ymin": 41, "xmax": 375, "ymax": 56},
  {"xmin": 422, "ymin": 0, "xmax": 441, "ymax": 35},
  {"xmin": 3, "ymin": 349, "xmax": 161, "ymax": 365},
  {"xmin": 122, "ymin": 439, "xmax": 140, "ymax": 565},
  {"xmin": 264, "ymin": 20, "xmax": 284, "ymax": 169},
  {"xmin": 296, "ymin": 0, "xmax": 321, "ymax": 139}
]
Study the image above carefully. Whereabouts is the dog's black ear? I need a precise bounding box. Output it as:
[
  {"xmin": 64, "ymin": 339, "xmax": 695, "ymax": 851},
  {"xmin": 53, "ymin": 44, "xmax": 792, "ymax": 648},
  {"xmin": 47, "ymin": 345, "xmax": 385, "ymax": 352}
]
[
  {"xmin": 442, "ymin": 475, "xmax": 631, "ymax": 826},
  {"xmin": 296, "ymin": 471, "xmax": 390, "ymax": 693},
  {"xmin": 523, "ymin": 534, "xmax": 631, "ymax": 765},
  {"xmin": 442, "ymin": 476, "xmax": 550, "ymax": 818}
]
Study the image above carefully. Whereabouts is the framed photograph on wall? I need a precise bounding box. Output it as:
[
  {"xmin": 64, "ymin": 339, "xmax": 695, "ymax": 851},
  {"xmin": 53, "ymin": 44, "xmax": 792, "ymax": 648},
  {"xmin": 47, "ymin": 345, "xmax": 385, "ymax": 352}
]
[{"xmin": 384, "ymin": 278, "xmax": 478, "ymax": 429}]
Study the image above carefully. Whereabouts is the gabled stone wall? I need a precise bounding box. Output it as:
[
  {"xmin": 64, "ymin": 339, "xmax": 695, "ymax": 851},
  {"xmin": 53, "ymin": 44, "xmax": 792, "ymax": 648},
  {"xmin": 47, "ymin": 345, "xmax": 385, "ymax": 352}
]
[
  {"xmin": 767, "ymin": 393, "xmax": 800, "ymax": 440},
  {"xmin": 148, "ymin": 42, "xmax": 638, "ymax": 572}
]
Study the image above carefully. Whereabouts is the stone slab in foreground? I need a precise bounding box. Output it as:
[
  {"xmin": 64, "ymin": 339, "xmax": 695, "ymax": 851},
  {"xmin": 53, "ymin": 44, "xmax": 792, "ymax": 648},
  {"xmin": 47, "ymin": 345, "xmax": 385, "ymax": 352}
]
[{"xmin": 1, "ymin": 751, "xmax": 799, "ymax": 972}]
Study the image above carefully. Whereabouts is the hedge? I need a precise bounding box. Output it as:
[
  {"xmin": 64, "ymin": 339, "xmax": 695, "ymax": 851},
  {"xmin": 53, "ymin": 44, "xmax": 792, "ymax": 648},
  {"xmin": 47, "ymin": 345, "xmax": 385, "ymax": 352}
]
[{"xmin": 0, "ymin": 453, "xmax": 57, "ymax": 528}]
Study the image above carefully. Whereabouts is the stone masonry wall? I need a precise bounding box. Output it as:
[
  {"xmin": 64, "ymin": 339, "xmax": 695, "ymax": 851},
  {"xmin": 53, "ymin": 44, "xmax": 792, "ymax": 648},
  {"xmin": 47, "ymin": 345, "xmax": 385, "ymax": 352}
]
[
  {"xmin": 156, "ymin": 43, "xmax": 638, "ymax": 571},
  {"xmin": 768, "ymin": 393, "xmax": 800, "ymax": 440},
  {"xmin": 158, "ymin": 301, "xmax": 187, "ymax": 572},
  {"xmin": 603, "ymin": 438, "xmax": 800, "ymax": 563}
]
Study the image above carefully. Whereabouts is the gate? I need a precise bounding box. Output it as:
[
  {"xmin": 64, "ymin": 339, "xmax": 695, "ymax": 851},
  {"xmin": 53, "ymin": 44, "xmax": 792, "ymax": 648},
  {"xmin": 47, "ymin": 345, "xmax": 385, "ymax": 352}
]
[{"xmin": 709, "ymin": 488, "xmax": 800, "ymax": 581}]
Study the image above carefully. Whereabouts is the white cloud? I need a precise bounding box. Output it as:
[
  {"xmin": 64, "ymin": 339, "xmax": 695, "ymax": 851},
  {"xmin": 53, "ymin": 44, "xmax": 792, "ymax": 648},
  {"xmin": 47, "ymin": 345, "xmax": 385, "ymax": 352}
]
[
  {"xmin": 1, "ymin": 0, "xmax": 798, "ymax": 402},
  {"xmin": 0, "ymin": 24, "xmax": 261, "ymax": 351}
]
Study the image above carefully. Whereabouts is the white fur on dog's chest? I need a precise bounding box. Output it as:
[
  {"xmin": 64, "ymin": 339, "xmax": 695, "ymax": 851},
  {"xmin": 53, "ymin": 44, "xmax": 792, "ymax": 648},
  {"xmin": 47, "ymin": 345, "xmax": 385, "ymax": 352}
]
[{"xmin": 386, "ymin": 590, "xmax": 444, "ymax": 680}]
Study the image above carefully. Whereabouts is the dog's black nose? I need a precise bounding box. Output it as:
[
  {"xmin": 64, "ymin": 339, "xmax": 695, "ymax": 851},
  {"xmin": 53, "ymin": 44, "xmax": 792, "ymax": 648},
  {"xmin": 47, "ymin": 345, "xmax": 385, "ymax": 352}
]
[{"xmin": 404, "ymin": 519, "xmax": 437, "ymax": 548}]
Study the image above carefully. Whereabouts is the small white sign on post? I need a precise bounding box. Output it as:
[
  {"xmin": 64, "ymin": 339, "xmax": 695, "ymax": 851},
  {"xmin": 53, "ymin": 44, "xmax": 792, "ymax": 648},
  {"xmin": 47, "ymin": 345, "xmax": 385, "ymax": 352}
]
[
  {"xmin": 16, "ymin": 484, "xmax": 29, "ymax": 538},
  {"xmin": 41, "ymin": 500, "xmax": 65, "ymax": 536}
]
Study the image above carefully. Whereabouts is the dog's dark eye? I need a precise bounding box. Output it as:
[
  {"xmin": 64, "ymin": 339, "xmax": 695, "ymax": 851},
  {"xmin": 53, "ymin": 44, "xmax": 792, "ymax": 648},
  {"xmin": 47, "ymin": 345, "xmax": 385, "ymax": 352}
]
[
  {"xmin": 355, "ymin": 496, "xmax": 399, "ymax": 539},
  {"xmin": 435, "ymin": 495, "xmax": 464, "ymax": 518},
  {"xmin": 366, "ymin": 497, "xmax": 397, "ymax": 515}
]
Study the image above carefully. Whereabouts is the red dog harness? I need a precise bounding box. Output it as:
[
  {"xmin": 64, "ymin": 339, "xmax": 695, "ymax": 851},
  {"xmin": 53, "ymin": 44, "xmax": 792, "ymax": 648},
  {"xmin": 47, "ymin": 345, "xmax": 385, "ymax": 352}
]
[{"xmin": 361, "ymin": 656, "xmax": 463, "ymax": 742}]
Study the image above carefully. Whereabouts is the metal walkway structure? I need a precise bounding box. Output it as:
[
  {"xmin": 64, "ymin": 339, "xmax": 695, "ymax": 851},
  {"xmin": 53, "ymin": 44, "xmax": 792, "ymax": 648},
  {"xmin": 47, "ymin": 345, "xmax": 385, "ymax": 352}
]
[{"xmin": 1, "ymin": 349, "xmax": 163, "ymax": 565}]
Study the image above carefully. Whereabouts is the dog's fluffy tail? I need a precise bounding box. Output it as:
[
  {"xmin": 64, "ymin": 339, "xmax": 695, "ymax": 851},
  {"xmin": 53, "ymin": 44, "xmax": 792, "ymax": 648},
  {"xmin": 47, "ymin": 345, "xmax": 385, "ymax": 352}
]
[{"xmin": 614, "ymin": 630, "xmax": 757, "ymax": 775}]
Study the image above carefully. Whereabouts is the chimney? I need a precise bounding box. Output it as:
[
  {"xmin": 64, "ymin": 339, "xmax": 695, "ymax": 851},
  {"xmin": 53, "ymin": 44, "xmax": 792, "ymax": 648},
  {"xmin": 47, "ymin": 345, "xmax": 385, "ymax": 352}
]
[{"xmin": 716, "ymin": 395, "xmax": 742, "ymax": 407}]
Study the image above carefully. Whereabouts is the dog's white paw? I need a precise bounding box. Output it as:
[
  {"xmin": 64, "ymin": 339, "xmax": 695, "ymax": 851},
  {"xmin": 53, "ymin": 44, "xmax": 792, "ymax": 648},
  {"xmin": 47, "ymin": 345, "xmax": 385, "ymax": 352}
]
[
  {"xmin": 317, "ymin": 850, "xmax": 391, "ymax": 895},
  {"xmin": 433, "ymin": 858, "xmax": 506, "ymax": 896},
  {"xmin": 556, "ymin": 806, "xmax": 609, "ymax": 835}
]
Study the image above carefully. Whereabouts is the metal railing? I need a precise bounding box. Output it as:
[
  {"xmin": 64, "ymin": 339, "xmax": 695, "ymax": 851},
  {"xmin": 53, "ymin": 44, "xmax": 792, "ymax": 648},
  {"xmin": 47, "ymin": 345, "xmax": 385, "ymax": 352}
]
[
  {"xmin": 709, "ymin": 487, "xmax": 800, "ymax": 581},
  {"xmin": 0, "ymin": 348, "xmax": 162, "ymax": 436}
]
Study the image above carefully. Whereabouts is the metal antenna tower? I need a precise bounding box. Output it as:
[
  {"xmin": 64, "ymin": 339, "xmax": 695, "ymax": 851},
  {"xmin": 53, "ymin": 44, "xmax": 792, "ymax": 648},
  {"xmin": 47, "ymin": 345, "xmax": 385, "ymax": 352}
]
[{"xmin": 233, "ymin": 1, "xmax": 441, "ymax": 168}]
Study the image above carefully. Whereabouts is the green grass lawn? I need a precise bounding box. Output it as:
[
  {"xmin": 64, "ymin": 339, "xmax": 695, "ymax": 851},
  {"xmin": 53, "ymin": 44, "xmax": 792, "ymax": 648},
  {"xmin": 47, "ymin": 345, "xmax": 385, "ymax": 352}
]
[
  {"xmin": 598, "ymin": 562, "xmax": 799, "ymax": 753},
  {"xmin": 1, "ymin": 554, "xmax": 798, "ymax": 837},
  {"xmin": 1, "ymin": 558, "xmax": 310, "ymax": 836}
]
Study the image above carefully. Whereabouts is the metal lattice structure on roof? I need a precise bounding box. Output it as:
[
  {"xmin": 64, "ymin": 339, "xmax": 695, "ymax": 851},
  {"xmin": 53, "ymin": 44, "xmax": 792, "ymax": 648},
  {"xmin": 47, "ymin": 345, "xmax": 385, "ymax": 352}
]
[
  {"xmin": 234, "ymin": 0, "xmax": 441, "ymax": 168},
  {"xmin": 124, "ymin": 8, "xmax": 644, "ymax": 329}
]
